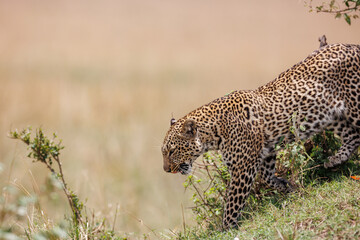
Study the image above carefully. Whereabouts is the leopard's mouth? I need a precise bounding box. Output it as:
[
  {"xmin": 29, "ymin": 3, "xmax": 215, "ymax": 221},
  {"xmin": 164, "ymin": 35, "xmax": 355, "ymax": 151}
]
[{"xmin": 179, "ymin": 163, "xmax": 192, "ymax": 175}]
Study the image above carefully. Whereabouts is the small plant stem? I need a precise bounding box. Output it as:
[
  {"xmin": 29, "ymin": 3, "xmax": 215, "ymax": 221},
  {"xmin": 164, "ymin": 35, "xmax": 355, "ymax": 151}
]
[
  {"xmin": 112, "ymin": 203, "xmax": 119, "ymax": 232},
  {"xmin": 181, "ymin": 203, "xmax": 186, "ymax": 233},
  {"xmin": 126, "ymin": 211, "xmax": 159, "ymax": 238},
  {"xmin": 53, "ymin": 155, "xmax": 83, "ymax": 226},
  {"xmin": 189, "ymin": 175, "xmax": 218, "ymax": 218},
  {"xmin": 318, "ymin": 6, "xmax": 359, "ymax": 14},
  {"xmin": 189, "ymin": 177, "xmax": 207, "ymax": 206},
  {"xmin": 203, "ymin": 166, "xmax": 216, "ymax": 194},
  {"xmin": 300, "ymin": 164, "xmax": 322, "ymax": 174}
]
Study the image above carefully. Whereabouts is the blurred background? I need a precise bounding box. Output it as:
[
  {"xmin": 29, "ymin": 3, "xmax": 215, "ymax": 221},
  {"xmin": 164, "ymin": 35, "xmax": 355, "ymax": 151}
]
[{"xmin": 0, "ymin": 0, "xmax": 359, "ymax": 235}]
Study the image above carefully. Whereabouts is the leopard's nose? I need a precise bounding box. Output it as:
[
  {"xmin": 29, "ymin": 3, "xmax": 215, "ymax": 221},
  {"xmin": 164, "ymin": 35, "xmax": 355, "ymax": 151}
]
[{"xmin": 163, "ymin": 160, "xmax": 171, "ymax": 172}]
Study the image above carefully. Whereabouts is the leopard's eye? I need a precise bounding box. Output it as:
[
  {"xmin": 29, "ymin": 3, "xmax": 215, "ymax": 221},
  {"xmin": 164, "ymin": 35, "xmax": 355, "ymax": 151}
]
[{"xmin": 168, "ymin": 149, "xmax": 175, "ymax": 157}]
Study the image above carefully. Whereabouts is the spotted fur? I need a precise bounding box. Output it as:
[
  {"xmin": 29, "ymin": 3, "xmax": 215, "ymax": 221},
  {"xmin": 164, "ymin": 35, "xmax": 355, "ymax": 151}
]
[{"xmin": 161, "ymin": 43, "xmax": 360, "ymax": 228}]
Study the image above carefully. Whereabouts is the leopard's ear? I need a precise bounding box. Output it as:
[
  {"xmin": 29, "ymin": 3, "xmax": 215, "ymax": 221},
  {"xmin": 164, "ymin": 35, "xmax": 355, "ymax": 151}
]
[
  {"xmin": 170, "ymin": 118, "xmax": 176, "ymax": 126},
  {"xmin": 181, "ymin": 119, "xmax": 197, "ymax": 139}
]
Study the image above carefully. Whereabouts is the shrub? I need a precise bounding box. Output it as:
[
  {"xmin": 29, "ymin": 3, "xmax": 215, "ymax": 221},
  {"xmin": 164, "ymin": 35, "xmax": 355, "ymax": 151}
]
[
  {"xmin": 183, "ymin": 152, "xmax": 229, "ymax": 232},
  {"xmin": 4, "ymin": 127, "xmax": 126, "ymax": 240},
  {"xmin": 182, "ymin": 112, "xmax": 357, "ymax": 235}
]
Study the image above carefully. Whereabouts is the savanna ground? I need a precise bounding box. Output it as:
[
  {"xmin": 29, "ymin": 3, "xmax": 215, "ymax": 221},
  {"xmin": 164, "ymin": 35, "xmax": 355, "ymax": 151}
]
[{"xmin": 0, "ymin": 0, "xmax": 360, "ymax": 238}]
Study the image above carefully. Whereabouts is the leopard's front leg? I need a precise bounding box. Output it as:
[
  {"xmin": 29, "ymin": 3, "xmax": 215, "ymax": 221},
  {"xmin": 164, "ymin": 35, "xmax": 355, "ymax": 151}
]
[
  {"xmin": 220, "ymin": 124, "xmax": 263, "ymax": 229},
  {"xmin": 223, "ymin": 161, "xmax": 260, "ymax": 228}
]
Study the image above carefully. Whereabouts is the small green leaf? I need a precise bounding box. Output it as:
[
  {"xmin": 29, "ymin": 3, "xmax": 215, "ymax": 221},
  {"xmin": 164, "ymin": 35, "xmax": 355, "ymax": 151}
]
[
  {"xmin": 344, "ymin": 13, "xmax": 351, "ymax": 25},
  {"xmin": 316, "ymin": 6, "xmax": 323, "ymax": 11}
]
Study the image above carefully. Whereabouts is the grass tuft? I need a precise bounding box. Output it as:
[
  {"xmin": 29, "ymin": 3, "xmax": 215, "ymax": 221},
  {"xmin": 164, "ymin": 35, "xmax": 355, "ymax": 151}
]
[{"xmin": 179, "ymin": 117, "xmax": 360, "ymax": 239}]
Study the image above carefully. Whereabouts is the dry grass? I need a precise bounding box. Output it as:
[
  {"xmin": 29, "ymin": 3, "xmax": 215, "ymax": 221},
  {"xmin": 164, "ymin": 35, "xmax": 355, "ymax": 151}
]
[{"xmin": 0, "ymin": 0, "xmax": 359, "ymax": 235}]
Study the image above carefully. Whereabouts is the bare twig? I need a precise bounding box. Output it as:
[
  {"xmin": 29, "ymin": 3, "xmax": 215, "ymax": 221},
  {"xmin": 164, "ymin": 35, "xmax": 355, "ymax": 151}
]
[
  {"xmin": 317, "ymin": 6, "xmax": 359, "ymax": 14},
  {"xmin": 112, "ymin": 203, "xmax": 120, "ymax": 232},
  {"xmin": 181, "ymin": 203, "xmax": 186, "ymax": 233}
]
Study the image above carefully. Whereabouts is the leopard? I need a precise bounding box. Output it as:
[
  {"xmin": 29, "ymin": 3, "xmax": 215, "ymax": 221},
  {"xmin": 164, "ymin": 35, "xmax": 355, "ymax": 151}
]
[{"xmin": 161, "ymin": 43, "xmax": 360, "ymax": 229}]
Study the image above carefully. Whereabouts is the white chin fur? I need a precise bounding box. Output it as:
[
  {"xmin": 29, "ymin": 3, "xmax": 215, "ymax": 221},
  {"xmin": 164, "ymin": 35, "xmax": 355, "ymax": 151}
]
[{"xmin": 180, "ymin": 165, "xmax": 192, "ymax": 175}]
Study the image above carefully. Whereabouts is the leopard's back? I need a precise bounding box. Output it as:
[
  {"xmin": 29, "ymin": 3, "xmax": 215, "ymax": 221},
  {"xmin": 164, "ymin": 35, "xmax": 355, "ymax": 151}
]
[{"xmin": 255, "ymin": 43, "xmax": 360, "ymax": 148}]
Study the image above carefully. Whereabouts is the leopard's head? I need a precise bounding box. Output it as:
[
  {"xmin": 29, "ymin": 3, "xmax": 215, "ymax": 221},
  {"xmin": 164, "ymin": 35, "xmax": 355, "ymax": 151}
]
[{"xmin": 161, "ymin": 118, "xmax": 203, "ymax": 175}]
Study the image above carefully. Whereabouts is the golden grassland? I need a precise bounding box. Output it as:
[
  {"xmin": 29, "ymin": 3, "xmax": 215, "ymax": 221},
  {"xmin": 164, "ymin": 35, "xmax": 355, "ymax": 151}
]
[{"xmin": 0, "ymin": 0, "xmax": 359, "ymax": 235}]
